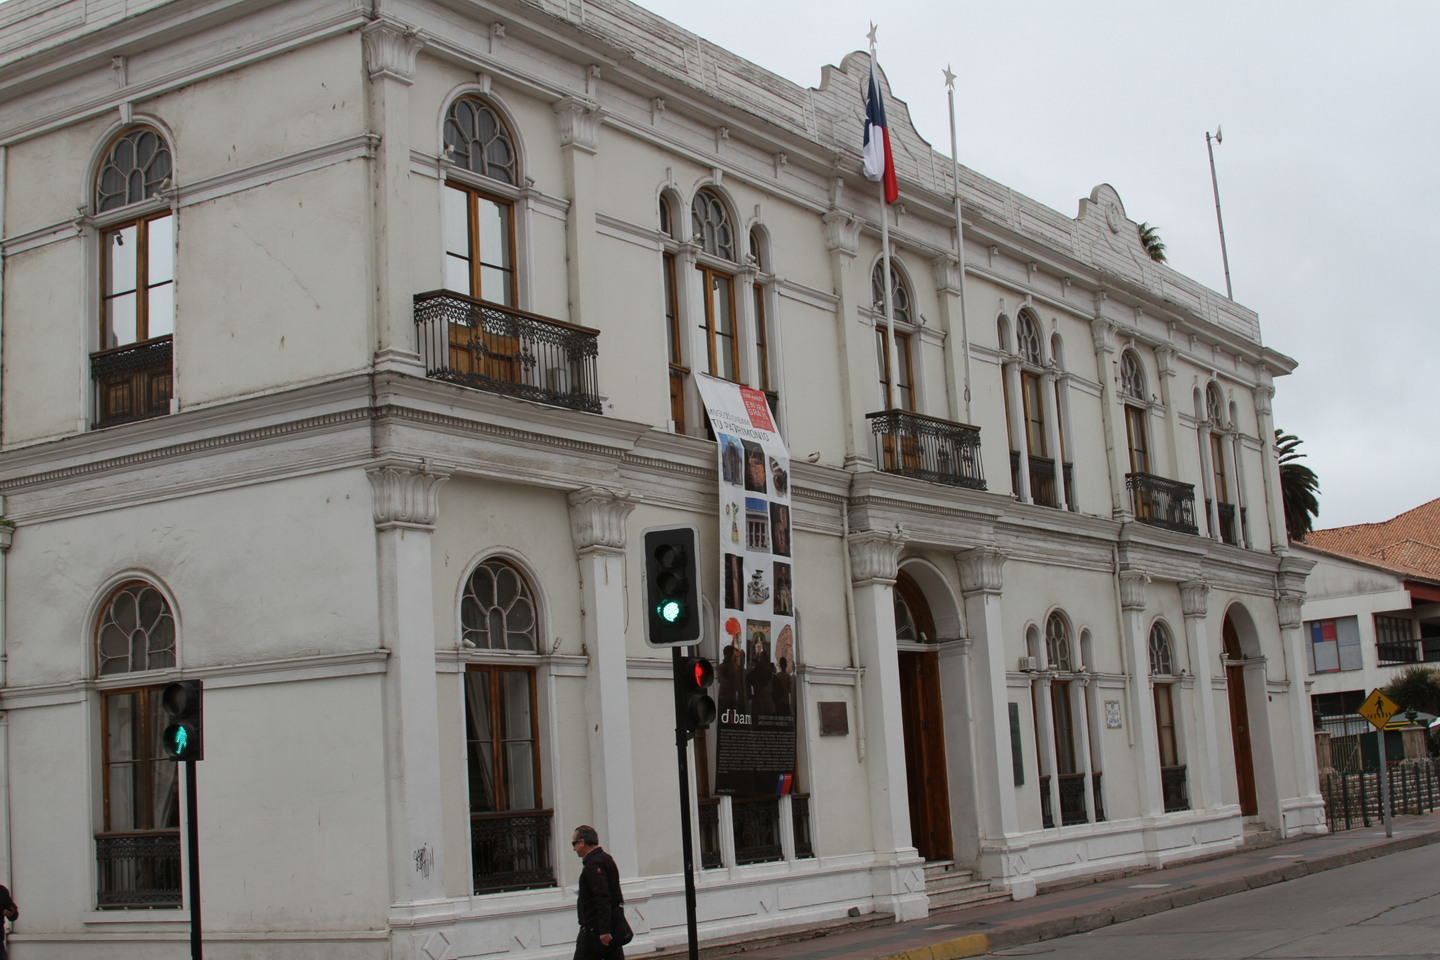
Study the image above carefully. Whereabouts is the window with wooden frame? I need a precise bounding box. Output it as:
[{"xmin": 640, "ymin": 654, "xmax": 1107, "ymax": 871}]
[
  {"xmin": 662, "ymin": 196, "xmax": 688, "ymax": 430},
  {"xmin": 1149, "ymin": 623, "xmax": 1180, "ymax": 768},
  {"xmin": 871, "ymin": 261, "xmax": 915, "ymax": 414},
  {"xmin": 692, "ymin": 189, "xmax": 740, "ymax": 382},
  {"xmin": 750, "ymin": 228, "xmax": 772, "ymax": 395},
  {"xmin": 442, "ymin": 97, "xmax": 520, "ymax": 382},
  {"xmin": 94, "ymin": 581, "xmax": 182, "ymax": 908},
  {"xmin": 1120, "ymin": 350, "xmax": 1151, "ymax": 475},
  {"xmin": 460, "ymin": 558, "xmax": 554, "ymax": 893},
  {"xmin": 93, "ymin": 127, "xmax": 175, "ymax": 427}
]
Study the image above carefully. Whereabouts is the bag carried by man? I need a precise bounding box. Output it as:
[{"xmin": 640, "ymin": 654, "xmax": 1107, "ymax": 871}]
[{"xmin": 611, "ymin": 902, "xmax": 633, "ymax": 947}]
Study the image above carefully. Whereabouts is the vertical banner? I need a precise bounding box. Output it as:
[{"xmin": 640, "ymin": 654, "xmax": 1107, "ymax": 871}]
[{"xmin": 696, "ymin": 374, "xmax": 799, "ymax": 797}]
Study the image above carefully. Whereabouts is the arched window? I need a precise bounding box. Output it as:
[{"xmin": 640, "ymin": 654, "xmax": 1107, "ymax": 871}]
[
  {"xmin": 692, "ymin": 188, "xmax": 739, "ymax": 381},
  {"xmin": 461, "ymin": 558, "xmax": 538, "ymax": 651},
  {"xmin": 1121, "ymin": 350, "xmax": 1150, "ymax": 476},
  {"xmin": 1149, "ymin": 620, "xmax": 1188, "ymax": 810},
  {"xmin": 1204, "ymin": 383, "xmax": 1236, "ymax": 543},
  {"xmin": 1148, "ymin": 621, "xmax": 1175, "ymax": 675},
  {"xmin": 443, "ymin": 97, "xmax": 516, "ymax": 184},
  {"xmin": 1045, "ymin": 612, "xmax": 1073, "ymax": 671},
  {"xmin": 1015, "ymin": 309, "xmax": 1047, "ymax": 460},
  {"xmin": 1015, "ymin": 309, "xmax": 1043, "ymax": 366},
  {"xmin": 442, "ymin": 97, "xmax": 518, "ymax": 308},
  {"xmin": 93, "ymin": 127, "xmax": 175, "ymax": 427},
  {"xmin": 94, "ymin": 580, "xmax": 182, "ymax": 907},
  {"xmin": 460, "ymin": 558, "xmax": 553, "ymax": 893},
  {"xmin": 872, "ymin": 262, "xmax": 914, "ymax": 410}
]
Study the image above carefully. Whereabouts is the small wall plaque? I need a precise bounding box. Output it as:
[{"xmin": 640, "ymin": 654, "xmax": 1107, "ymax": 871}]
[
  {"xmin": 1105, "ymin": 700, "xmax": 1123, "ymax": 729},
  {"xmin": 818, "ymin": 701, "xmax": 849, "ymax": 736}
]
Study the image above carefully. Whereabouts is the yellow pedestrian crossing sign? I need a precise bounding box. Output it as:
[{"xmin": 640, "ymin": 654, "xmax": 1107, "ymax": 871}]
[{"xmin": 1359, "ymin": 689, "xmax": 1400, "ymax": 731}]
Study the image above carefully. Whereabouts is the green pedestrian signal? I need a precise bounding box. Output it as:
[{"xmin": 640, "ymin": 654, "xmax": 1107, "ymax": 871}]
[{"xmin": 160, "ymin": 679, "xmax": 204, "ymax": 761}]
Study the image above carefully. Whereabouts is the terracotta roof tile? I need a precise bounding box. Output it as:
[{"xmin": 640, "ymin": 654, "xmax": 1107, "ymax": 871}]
[{"xmin": 1303, "ymin": 497, "xmax": 1440, "ymax": 580}]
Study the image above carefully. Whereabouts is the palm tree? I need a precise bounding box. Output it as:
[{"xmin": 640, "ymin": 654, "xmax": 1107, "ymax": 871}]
[
  {"xmin": 1137, "ymin": 222, "xmax": 1167, "ymax": 263},
  {"xmin": 1276, "ymin": 429, "xmax": 1320, "ymax": 541}
]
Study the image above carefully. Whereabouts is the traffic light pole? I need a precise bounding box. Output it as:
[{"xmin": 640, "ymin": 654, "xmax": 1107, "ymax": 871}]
[
  {"xmin": 672, "ymin": 646, "xmax": 700, "ymax": 960},
  {"xmin": 184, "ymin": 758, "xmax": 203, "ymax": 959}
]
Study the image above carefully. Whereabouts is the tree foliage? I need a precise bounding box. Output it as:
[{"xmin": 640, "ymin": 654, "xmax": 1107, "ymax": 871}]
[
  {"xmin": 1382, "ymin": 666, "xmax": 1440, "ymax": 717},
  {"xmin": 1137, "ymin": 222, "xmax": 1167, "ymax": 263},
  {"xmin": 1276, "ymin": 429, "xmax": 1320, "ymax": 541}
]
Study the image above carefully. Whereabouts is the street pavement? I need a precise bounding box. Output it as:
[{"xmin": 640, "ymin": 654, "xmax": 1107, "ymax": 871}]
[{"xmin": 699, "ymin": 809, "xmax": 1440, "ymax": 960}]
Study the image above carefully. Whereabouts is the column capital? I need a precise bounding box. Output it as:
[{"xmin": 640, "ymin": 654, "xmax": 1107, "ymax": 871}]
[
  {"xmin": 367, "ymin": 461, "xmax": 449, "ymax": 530},
  {"xmin": 362, "ymin": 21, "xmax": 423, "ymax": 85},
  {"xmin": 1119, "ymin": 568, "xmax": 1150, "ymax": 611},
  {"xmin": 956, "ymin": 546, "xmax": 1007, "ymax": 597},
  {"xmin": 555, "ymin": 96, "xmax": 603, "ymax": 154},
  {"xmin": 567, "ymin": 487, "xmax": 637, "ymax": 555},
  {"xmin": 823, "ymin": 210, "xmax": 860, "ymax": 257},
  {"xmin": 1090, "ymin": 316, "xmax": 1116, "ymax": 353},
  {"xmin": 1179, "ymin": 579, "xmax": 1210, "ymax": 619},
  {"xmin": 1276, "ymin": 594, "xmax": 1304, "ymax": 630},
  {"xmin": 849, "ymin": 529, "xmax": 907, "ymax": 585}
]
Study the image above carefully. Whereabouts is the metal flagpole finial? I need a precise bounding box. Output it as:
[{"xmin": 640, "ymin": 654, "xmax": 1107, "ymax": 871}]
[
  {"xmin": 867, "ymin": 22, "xmax": 878, "ymax": 51},
  {"xmin": 943, "ymin": 64, "xmax": 956, "ymax": 89}
]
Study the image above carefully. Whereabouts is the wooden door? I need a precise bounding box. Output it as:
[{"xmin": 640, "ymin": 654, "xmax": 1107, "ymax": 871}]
[
  {"xmin": 899, "ymin": 650, "xmax": 952, "ymax": 861},
  {"xmin": 1224, "ymin": 615, "xmax": 1258, "ymax": 816}
]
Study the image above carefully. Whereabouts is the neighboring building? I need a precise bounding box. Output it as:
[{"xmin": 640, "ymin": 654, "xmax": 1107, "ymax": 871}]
[
  {"xmin": 0, "ymin": 0, "xmax": 1321, "ymax": 957},
  {"xmin": 1299, "ymin": 500, "xmax": 1440, "ymax": 724}
]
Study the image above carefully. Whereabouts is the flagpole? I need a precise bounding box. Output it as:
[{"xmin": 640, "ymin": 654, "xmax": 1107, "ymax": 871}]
[
  {"xmin": 945, "ymin": 65, "xmax": 972, "ymax": 423},
  {"xmin": 1206, "ymin": 127, "xmax": 1233, "ymax": 299},
  {"xmin": 870, "ymin": 30, "xmax": 900, "ymax": 410}
]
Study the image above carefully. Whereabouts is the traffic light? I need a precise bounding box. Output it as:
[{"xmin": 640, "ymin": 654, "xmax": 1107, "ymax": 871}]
[
  {"xmin": 675, "ymin": 656, "xmax": 716, "ymax": 738},
  {"xmin": 160, "ymin": 679, "xmax": 204, "ymax": 761},
  {"xmin": 643, "ymin": 525, "xmax": 700, "ymax": 647}
]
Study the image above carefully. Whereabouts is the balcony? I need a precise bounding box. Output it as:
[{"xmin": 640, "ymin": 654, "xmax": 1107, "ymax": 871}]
[
  {"xmin": 1161, "ymin": 765, "xmax": 1191, "ymax": 812},
  {"xmin": 415, "ymin": 290, "xmax": 601, "ymax": 414},
  {"xmin": 91, "ymin": 336, "xmax": 173, "ymax": 428},
  {"xmin": 1127, "ymin": 473, "xmax": 1199, "ymax": 534},
  {"xmin": 867, "ymin": 410, "xmax": 985, "ymax": 490},
  {"xmin": 95, "ymin": 831, "xmax": 181, "ymax": 908},
  {"xmin": 470, "ymin": 810, "xmax": 556, "ymax": 895},
  {"xmin": 1008, "ymin": 451, "xmax": 1073, "ymax": 508},
  {"xmin": 732, "ymin": 796, "xmax": 784, "ymax": 865}
]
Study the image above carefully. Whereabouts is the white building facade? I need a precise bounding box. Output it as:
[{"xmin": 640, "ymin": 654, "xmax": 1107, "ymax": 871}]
[{"xmin": 0, "ymin": 0, "xmax": 1322, "ymax": 957}]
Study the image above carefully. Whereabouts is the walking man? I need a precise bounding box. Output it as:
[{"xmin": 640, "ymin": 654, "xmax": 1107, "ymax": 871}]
[{"xmin": 572, "ymin": 824, "xmax": 624, "ymax": 960}]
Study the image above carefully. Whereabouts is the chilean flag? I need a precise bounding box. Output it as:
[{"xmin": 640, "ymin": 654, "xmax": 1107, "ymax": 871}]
[{"xmin": 863, "ymin": 68, "xmax": 899, "ymax": 204}]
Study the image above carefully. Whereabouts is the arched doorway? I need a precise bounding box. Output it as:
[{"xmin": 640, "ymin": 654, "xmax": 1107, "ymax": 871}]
[
  {"xmin": 1223, "ymin": 613, "xmax": 1258, "ymax": 816},
  {"xmin": 895, "ymin": 571, "xmax": 953, "ymax": 861}
]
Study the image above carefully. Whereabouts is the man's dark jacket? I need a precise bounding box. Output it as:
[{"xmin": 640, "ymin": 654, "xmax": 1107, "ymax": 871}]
[{"xmin": 576, "ymin": 846, "xmax": 622, "ymax": 936}]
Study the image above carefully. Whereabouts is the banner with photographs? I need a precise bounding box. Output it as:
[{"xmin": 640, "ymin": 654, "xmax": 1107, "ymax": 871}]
[{"xmin": 695, "ymin": 374, "xmax": 798, "ymax": 797}]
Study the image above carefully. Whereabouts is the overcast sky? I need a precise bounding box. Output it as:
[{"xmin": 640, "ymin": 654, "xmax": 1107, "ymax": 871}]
[{"xmin": 638, "ymin": 0, "xmax": 1438, "ymax": 530}]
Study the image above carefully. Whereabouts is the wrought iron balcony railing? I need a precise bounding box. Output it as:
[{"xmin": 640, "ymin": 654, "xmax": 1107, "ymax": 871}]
[
  {"xmin": 95, "ymin": 831, "xmax": 181, "ymax": 908},
  {"xmin": 1058, "ymin": 772, "xmax": 1089, "ymax": 825},
  {"xmin": 1206, "ymin": 500, "xmax": 1241, "ymax": 545},
  {"xmin": 1377, "ymin": 640, "xmax": 1421, "ymax": 666},
  {"xmin": 415, "ymin": 290, "xmax": 601, "ymax": 414},
  {"xmin": 732, "ymin": 796, "xmax": 783, "ymax": 865},
  {"xmin": 1126, "ymin": 472, "xmax": 1199, "ymax": 534},
  {"xmin": 791, "ymin": 793, "xmax": 814, "ymax": 859},
  {"xmin": 699, "ymin": 797, "xmax": 722, "ymax": 869},
  {"xmin": 91, "ymin": 336, "xmax": 173, "ymax": 428},
  {"xmin": 470, "ymin": 810, "xmax": 556, "ymax": 895},
  {"xmin": 1008, "ymin": 451, "xmax": 1072, "ymax": 508},
  {"xmin": 1161, "ymin": 764, "xmax": 1191, "ymax": 812},
  {"xmin": 867, "ymin": 410, "xmax": 985, "ymax": 490}
]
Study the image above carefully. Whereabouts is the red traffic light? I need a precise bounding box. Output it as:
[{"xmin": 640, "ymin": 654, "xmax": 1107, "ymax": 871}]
[
  {"xmin": 675, "ymin": 656, "xmax": 717, "ymax": 736},
  {"xmin": 690, "ymin": 658, "xmax": 714, "ymax": 690}
]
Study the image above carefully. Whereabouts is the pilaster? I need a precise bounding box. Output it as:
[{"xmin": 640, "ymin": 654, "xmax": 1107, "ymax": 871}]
[
  {"xmin": 556, "ymin": 96, "xmax": 604, "ymax": 329},
  {"xmin": 1179, "ymin": 580, "xmax": 1223, "ymax": 809},
  {"xmin": 567, "ymin": 487, "xmax": 639, "ymax": 869},
  {"xmin": 955, "ymin": 547, "xmax": 1020, "ymax": 841}
]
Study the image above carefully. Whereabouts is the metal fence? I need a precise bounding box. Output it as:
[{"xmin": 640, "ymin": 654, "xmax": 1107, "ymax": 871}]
[{"xmin": 1320, "ymin": 759, "xmax": 1440, "ymax": 832}]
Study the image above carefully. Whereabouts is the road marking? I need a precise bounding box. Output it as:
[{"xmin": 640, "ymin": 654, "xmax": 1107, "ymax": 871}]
[{"xmin": 1130, "ymin": 882, "xmax": 1170, "ymax": 888}]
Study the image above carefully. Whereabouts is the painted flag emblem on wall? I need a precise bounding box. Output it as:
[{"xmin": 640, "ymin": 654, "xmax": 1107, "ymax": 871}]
[{"xmin": 863, "ymin": 68, "xmax": 899, "ymax": 204}]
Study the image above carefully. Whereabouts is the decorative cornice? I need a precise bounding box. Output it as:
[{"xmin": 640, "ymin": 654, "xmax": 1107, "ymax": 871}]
[
  {"xmin": 1179, "ymin": 579, "xmax": 1209, "ymax": 619},
  {"xmin": 567, "ymin": 487, "xmax": 636, "ymax": 555},
  {"xmin": 554, "ymin": 97, "xmax": 603, "ymax": 154},
  {"xmin": 367, "ymin": 461, "xmax": 449, "ymax": 529},
  {"xmin": 956, "ymin": 546, "xmax": 1006, "ymax": 596},
  {"xmin": 1119, "ymin": 568, "xmax": 1150, "ymax": 611},
  {"xmin": 848, "ymin": 529, "xmax": 907, "ymax": 585},
  {"xmin": 362, "ymin": 22, "xmax": 423, "ymax": 85}
]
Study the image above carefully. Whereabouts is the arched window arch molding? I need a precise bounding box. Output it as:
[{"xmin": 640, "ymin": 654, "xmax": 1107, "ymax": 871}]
[
  {"xmin": 1146, "ymin": 618, "xmax": 1179, "ymax": 677},
  {"xmin": 86, "ymin": 119, "xmax": 178, "ymax": 223},
  {"xmin": 87, "ymin": 571, "xmax": 183, "ymax": 682},
  {"xmin": 1042, "ymin": 608, "xmax": 1077, "ymax": 673},
  {"xmin": 996, "ymin": 313, "xmax": 1014, "ymax": 355},
  {"xmin": 688, "ymin": 183, "xmax": 740, "ymax": 266},
  {"xmin": 453, "ymin": 548, "xmax": 556, "ymax": 658},
  {"xmin": 1219, "ymin": 601, "xmax": 1266, "ymax": 663},
  {"xmin": 1014, "ymin": 308, "xmax": 1046, "ymax": 368}
]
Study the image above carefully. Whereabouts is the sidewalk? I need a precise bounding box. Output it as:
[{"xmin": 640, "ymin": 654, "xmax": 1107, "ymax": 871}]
[{"xmin": 705, "ymin": 810, "xmax": 1440, "ymax": 960}]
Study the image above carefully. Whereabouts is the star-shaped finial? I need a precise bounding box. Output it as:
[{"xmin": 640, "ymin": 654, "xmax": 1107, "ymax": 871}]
[
  {"xmin": 867, "ymin": 22, "xmax": 878, "ymax": 49},
  {"xmin": 943, "ymin": 65, "xmax": 956, "ymax": 89}
]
